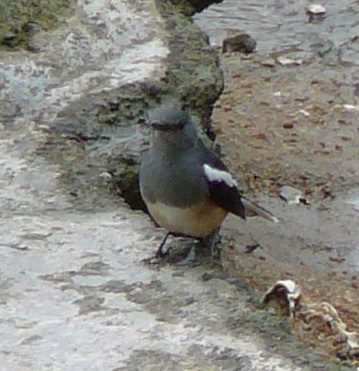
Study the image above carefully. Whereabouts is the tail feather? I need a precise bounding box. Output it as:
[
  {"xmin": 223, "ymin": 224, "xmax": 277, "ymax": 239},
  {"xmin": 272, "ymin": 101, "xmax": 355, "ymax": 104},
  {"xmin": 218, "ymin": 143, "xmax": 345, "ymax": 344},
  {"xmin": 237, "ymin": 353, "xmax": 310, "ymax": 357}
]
[{"xmin": 241, "ymin": 196, "xmax": 279, "ymax": 223}]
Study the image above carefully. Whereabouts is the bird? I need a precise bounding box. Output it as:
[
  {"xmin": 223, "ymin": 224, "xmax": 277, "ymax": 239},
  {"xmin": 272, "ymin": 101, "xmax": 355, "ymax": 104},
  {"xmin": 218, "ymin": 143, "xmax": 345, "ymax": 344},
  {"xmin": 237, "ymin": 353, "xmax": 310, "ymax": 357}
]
[{"xmin": 139, "ymin": 106, "xmax": 277, "ymax": 259}]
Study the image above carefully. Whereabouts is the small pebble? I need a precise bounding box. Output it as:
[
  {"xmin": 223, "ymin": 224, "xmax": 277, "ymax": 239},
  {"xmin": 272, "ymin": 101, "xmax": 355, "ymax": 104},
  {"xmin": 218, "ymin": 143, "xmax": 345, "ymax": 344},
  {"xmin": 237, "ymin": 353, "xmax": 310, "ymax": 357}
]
[
  {"xmin": 279, "ymin": 185, "xmax": 307, "ymax": 205},
  {"xmin": 261, "ymin": 58, "xmax": 276, "ymax": 67},
  {"xmin": 222, "ymin": 32, "xmax": 257, "ymax": 54},
  {"xmin": 306, "ymin": 4, "xmax": 326, "ymax": 16},
  {"xmin": 277, "ymin": 56, "xmax": 303, "ymax": 66},
  {"xmin": 298, "ymin": 109, "xmax": 310, "ymax": 117},
  {"xmin": 343, "ymin": 104, "xmax": 359, "ymax": 112}
]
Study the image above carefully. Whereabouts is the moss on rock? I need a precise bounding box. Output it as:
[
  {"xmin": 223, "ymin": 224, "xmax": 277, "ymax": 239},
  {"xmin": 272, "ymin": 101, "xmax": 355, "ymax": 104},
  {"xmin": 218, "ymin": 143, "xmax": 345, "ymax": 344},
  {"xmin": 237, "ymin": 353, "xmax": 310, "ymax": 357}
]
[
  {"xmin": 155, "ymin": 0, "xmax": 224, "ymax": 121},
  {"xmin": 0, "ymin": 0, "xmax": 76, "ymax": 49}
]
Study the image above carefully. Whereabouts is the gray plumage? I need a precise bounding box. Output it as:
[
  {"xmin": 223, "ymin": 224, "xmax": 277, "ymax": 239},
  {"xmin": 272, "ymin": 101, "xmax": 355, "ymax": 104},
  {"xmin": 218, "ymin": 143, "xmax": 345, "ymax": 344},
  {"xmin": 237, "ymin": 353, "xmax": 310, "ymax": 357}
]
[
  {"xmin": 140, "ymin": 109, "xmax": 208, "ymax": 207},
  {"xmin": 139, "ymin": 106, "xmax": 277, "ymax": 241}
]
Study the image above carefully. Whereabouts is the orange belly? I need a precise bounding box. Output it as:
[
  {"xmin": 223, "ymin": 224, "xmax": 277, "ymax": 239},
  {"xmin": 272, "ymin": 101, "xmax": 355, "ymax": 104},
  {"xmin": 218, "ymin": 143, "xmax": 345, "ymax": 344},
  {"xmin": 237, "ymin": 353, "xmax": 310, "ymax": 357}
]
[{"xmin": 145, "ymin": 199, "xmax": 228, "ymax": 238}]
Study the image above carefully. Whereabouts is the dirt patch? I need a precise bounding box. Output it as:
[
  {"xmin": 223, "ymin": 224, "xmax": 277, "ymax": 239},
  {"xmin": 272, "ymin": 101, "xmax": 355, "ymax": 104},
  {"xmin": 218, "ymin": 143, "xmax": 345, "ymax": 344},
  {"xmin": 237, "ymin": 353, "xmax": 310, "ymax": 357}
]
[
  {"xmin": 212, "ymin": 54, "xmax": 359, "ymax": 198},
  {"xmin": 212, "ymin": 51, "xmax": 359, "ymax": 365}
]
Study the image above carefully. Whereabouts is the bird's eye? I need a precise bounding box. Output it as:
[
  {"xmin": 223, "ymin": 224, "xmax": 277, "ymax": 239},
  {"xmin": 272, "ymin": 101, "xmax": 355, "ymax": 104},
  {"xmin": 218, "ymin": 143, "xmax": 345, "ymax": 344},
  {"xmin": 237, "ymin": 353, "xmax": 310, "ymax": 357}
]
[{"xmin": 177, "ymin": 121, "xmax": 185, "ymax": 130}]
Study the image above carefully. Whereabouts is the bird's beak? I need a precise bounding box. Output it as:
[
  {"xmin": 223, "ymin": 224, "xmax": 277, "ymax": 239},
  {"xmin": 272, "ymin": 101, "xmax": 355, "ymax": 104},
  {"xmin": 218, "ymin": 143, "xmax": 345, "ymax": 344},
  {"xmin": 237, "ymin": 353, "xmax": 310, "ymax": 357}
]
[{"xmin": 149, "ymin": 121, "xmax": 185, "ymax": 131}]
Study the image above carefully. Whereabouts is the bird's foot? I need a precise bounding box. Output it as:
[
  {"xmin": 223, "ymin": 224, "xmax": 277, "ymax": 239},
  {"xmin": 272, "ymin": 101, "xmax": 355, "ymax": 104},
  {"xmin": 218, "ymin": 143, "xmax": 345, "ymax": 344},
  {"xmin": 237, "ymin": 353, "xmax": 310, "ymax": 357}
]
[
  {"xmin": 141, "ymin": 232, "xmax": 172, "ymax": 265},
  {"xmin": 175, "ymin": 245, "xmax": 197, "ymax": 266},
  {"xmin": 141, "ymin": 246, "xmax": 173, "ymax": 266},
  {"xmin": 196, "ymin": 230, "xmax": 222, "ymax": 264},
  {"xmin": 155, "ymin": 245, "xmax": 172, "ymax": 259}
]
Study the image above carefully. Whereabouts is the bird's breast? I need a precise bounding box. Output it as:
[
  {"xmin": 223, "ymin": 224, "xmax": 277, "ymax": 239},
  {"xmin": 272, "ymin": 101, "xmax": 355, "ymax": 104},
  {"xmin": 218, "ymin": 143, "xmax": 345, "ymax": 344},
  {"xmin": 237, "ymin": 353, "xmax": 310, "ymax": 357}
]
[{"xmin": 145, "ymin": 199, "xmax": 228, "ymax": 238}]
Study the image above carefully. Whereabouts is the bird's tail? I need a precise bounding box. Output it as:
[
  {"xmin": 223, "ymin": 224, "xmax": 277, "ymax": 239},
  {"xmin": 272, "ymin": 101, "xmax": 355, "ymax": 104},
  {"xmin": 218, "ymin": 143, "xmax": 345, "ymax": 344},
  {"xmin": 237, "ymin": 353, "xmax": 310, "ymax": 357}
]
[{"xmin": 242, "ymin": 196, "xmax": 279, "ymax": 223}]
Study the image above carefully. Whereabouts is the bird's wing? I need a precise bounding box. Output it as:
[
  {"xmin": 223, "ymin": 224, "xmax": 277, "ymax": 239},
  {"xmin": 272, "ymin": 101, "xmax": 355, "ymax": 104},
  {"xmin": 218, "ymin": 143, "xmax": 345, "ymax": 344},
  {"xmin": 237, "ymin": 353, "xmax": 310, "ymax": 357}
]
[
  {"xmin": 200, "ymin": 148, "xmax": 246, "ymax": 219},
  {"xmin": 200, "ymin": 145, "xmax": 278, "ymax": 223}
]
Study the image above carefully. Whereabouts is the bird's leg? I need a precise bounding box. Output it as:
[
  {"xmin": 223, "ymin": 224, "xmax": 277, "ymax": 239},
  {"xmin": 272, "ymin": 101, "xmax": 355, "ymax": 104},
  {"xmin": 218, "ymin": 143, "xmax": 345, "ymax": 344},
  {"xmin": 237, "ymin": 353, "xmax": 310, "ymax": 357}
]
[
  {"xmin": 197, "ymin": 228, "xmax": 222, "ymax": 259},
  {"xmin": 142, "ymin": 232, "xmax": 172, "ymax": 265},
  {"xmin": 176, "ymin": 230, "xmax": 222, "ymax": 266},
  {"xmin": 208, "ymin": 228, "xmax": 222, "ymax": 259},
  {"xmin": 175, "ymin": 243, "xmax": 197, "ymax": 266},
  {"xmin": 155, "ymin": 232, "xmax": 171, "ymax": 258}
]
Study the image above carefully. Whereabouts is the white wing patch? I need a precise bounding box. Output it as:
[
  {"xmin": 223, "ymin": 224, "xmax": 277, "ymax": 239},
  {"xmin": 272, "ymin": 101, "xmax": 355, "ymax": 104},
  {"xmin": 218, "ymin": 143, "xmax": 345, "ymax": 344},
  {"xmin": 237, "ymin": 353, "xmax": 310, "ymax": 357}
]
[{"xmin": 203, "ymin": 164, "xmax": 237, "ymax": 188}]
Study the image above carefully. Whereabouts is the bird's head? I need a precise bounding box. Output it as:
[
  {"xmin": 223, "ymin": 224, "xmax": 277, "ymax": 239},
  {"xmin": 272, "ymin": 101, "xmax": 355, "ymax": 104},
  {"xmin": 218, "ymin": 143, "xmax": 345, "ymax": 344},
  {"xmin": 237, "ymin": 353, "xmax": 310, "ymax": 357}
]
[
  {"xmin": 147, "ymin": 106, "xmax": 197, "ymax": 150},
  {"xmin": 148, "ymin": 107, "xmax": 189, "ymax": 131}
]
